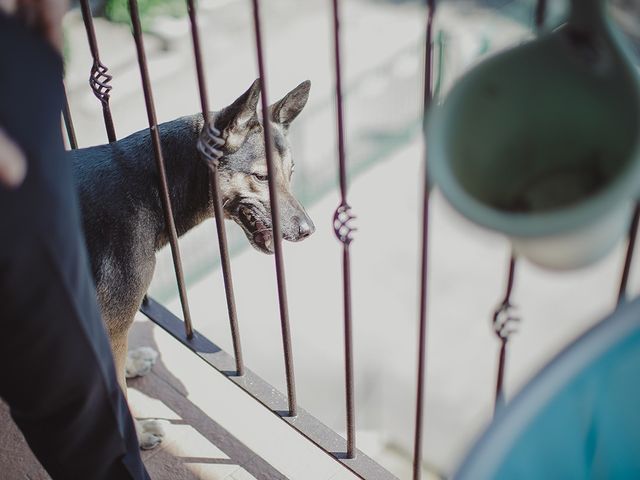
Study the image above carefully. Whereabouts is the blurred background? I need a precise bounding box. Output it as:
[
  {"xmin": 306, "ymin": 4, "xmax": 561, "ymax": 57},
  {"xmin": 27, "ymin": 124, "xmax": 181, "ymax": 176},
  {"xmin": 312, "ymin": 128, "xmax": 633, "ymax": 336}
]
[{"xmin": 63, "ymin": 0, "xmax": 640, "ymax": 476}]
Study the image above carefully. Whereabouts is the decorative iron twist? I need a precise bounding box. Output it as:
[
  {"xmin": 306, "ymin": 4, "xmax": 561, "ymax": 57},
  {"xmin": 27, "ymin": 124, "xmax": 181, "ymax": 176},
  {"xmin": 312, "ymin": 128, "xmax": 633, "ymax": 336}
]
[
  {"xmin": 197, "ymin": 120, "xmax": 225, "ymax": 169},
  {"xmin": 333, "ymin": 203, "xmax": 357, "ymax": 245},
  {"xmin": 89, "ymin": 60, "xmax": 113, "ymax": 104},
  {"xmin": 492, "ymin": 301, "xmax": 520, "ymax": 342}
]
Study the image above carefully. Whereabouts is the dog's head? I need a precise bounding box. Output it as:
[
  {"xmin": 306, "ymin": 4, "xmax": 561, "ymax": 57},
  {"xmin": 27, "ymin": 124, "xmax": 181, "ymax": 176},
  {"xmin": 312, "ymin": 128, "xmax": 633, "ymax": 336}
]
[{"xmin": 215, "ymin": 79, "xmax": 315, "ymax": 254}]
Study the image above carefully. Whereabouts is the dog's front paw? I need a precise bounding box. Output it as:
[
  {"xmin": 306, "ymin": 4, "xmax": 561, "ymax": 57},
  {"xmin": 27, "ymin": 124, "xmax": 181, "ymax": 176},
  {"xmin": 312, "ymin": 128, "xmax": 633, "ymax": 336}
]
[
  {"xmin": 136, "ymin": 419, "xmax": 166, "ymax": 450},
  {"xmin": 126, "ymin": 346, "xmax": 158, "ymax": 378}
]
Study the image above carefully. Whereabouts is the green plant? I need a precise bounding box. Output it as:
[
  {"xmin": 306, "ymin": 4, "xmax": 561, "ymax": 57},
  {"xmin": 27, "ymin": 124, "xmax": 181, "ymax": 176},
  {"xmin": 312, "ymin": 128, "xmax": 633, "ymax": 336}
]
[{"xmin": 104, "ymin": 0, "xmax": 187, "ymax": 27}]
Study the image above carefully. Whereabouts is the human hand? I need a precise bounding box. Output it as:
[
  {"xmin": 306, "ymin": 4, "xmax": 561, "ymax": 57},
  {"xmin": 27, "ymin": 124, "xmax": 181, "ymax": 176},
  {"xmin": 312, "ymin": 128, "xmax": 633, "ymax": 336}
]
[
  {"xmin": 0, "ymin": 0, "xmax": 70, "ymax": 187},
  {"xmin": 0, "ymin": 0, "xmax": 69, "ymax": 52},
  {"xmin": 0, "ymin": 128, "xmax": 27, "ymax": 188}
]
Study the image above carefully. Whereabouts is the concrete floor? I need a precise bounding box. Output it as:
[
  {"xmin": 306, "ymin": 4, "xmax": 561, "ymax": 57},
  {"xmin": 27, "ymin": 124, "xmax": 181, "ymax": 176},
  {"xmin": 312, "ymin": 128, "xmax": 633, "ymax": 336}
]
[
  {"xmin": 0, "ymin": 320, "xmax": 270, "ymax": 480},
  {"xmin": 0, "ymin": 312, "xmax": 439, "ymax": 479},
  {"xmin": 0, "ymin": 318, "xmax": 355, "ymax": 479},
  {"xmin": 163, "ymin": 135, "xmax": 640, "ymax": 475}
]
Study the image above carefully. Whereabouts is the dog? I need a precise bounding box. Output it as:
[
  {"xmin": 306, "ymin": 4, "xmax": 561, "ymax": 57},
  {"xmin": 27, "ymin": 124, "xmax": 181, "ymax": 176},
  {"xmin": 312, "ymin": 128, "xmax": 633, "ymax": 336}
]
[{"xmin": 70, "ymin": 79, "xmax": 315, "ymax": 449}]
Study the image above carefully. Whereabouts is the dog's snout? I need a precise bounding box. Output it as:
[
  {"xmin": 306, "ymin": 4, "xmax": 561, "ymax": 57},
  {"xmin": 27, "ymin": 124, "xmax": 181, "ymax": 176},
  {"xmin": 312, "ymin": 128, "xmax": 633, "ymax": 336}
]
[{"xmin": 296, "ymin": 216, "xmax": 315, "ymax": 239}]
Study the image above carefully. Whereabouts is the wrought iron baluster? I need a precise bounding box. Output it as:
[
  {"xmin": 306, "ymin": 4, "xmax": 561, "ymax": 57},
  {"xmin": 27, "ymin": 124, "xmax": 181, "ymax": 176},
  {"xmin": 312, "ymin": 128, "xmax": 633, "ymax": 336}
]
[
  {"xmin": 413, "ymin": 0, "xmax": 436, "ymax": 478},
  {"xmin": 186, "ymin": 0, "xmax": 244, "ymax": 375},
  {"xmin": 128, "ymin": 0, "xmax": 194, "ymax": 338},
  {"xmin": 490, "ymin": 0, "xmax": 548, "ymax": 416},
  {"xmin": 250, "ymin": 0, "xmax": 297, "ymax": 416},
  {"xmin": 79, "ymin": 0, "xmax": 116, "ymax": 142},
  {"xmin": 330, "ymin": 0, "xmax": 357, "ymax": 459},
  {"xmin": 618, "ymin": 204, "xmax": 640, "ymax": 304},
  {"xmin": 492, "ymin": 255, "xmax": 519, "ymax": 412},
  {"xmin": 62, "ymin": 87, "xmax": 78, "ymax": 150}
]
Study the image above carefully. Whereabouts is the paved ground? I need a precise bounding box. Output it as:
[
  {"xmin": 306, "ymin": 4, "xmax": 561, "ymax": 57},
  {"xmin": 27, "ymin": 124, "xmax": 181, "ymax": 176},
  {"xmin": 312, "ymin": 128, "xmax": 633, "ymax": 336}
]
[{"xmin": 168, "ymin": 132, "xmax": 640, "ymax": 475}]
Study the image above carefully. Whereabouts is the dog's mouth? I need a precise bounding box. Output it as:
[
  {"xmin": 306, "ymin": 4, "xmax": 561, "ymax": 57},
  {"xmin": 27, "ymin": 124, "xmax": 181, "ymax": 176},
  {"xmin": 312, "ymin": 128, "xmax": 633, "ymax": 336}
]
[{"xmin": 236, "ymin": 204, "xmax": 274, "ymax": 254}]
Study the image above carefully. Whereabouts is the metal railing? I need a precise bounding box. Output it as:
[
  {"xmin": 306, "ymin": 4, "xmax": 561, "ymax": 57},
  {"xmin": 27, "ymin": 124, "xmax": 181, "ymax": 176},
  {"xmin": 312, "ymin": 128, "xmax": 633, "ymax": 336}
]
[
  {"xmin": 63, "ymin": 0, "xmax": 390, "ymax": 477},
  {"xmin": 330, "ymin": 0, "xmax": 357, "ymax": 459},
  {"xmin": 412, "ymin": 0, "xmax": 436, "ymax": 476},
  {"xmin": 60, "ymin": 0, "xmax": 640, "ymax": 479},
  {"xmin": 251, "ymin": 0, "xmax": 298, "ymax": 415}
]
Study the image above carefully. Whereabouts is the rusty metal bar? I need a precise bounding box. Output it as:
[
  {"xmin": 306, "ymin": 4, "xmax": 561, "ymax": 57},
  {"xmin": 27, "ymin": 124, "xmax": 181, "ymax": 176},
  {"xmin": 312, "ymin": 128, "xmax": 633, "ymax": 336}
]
[
  {"xmin": 62, "ymin": 87, "xmax": 78, "ymax": 150},
  {"xmin": 128, "ymin": 0, "xmax": 194, "ymax": 338},
  {"xmin": 250, "ymin": 0, "xmax": 297, "ymax": 416},
  {"xmin": 492, "ymin": 255, "xmax": 519, "ymax": 413},
  {"xmin": 330, "ymin": 0, "xmax": 357, "ymax": 459},
  {"xmin": 618, "ymin": 203, "xmax": 640, "ymax": 304},
  {"xmin": 412, "ymin": 0, "xmax": 436, "ymax": 478},
  {"xmin": 79, "ymin": 0, "xmax": 117, "ymax": 142},
  {"xmin": 186, "ymin": 0, "xmax": 245, "ymax": 375}
]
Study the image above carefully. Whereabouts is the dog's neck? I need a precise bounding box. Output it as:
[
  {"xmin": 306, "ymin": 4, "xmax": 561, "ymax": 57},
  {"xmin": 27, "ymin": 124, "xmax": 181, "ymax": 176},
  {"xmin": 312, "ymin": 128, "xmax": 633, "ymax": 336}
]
[
  {"xmin": 73, "ymin": 113, "xmax": 230, "ymax": 251},
  {"xmin": 140, "ymin": 113, "xmax": 214, "ymax": 250}
]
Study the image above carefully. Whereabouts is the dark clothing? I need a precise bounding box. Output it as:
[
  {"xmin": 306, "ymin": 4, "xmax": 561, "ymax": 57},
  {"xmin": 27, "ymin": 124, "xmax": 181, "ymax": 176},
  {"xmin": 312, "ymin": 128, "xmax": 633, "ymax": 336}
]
[{"xmin": 0, "ymin": 12, "xmax": 150, "ymax": 480}]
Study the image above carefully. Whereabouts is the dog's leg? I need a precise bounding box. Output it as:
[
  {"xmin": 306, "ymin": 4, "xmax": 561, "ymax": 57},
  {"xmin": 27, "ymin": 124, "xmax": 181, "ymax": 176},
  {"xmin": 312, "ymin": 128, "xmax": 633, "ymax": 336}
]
[
  {"xmin": 111, "ymin": 330, "xmax": 165, "ymax": 450},
  {"xmin": 110, "ymin": 330, "xmax": 130, "ymax": 397}
]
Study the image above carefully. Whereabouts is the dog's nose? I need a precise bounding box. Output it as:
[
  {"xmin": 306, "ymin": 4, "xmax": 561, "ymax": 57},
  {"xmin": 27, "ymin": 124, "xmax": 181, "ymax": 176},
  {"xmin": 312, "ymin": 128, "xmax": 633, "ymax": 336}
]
[{"xmin": 297, "ymin": 217, "xmax": 315, "ymax": 239}]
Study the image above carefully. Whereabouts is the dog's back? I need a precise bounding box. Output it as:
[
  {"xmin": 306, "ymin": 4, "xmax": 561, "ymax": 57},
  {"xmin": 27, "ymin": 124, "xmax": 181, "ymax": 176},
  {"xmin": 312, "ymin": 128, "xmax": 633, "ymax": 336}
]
[{"xmin": 69, "ymin": 114, "xmax": 205, "ymax": 335}]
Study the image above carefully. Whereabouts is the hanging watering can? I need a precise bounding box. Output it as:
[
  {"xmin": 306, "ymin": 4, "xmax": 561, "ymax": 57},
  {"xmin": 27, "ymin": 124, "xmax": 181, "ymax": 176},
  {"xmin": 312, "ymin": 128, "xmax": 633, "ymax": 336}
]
[{"xmin": 427, "ymin": 0, "xmax": 640, "ymax": 270}]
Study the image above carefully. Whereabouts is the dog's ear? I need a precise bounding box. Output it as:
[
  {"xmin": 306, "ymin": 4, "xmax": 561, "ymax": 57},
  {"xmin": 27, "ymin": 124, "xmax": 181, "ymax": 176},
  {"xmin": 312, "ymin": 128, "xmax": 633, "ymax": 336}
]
[
  {"xmin": 268, "ymin": 80, "xmax": 310, "ymax": 129},
  {"xmin": 216, "ymin": 79, "xmax": 261, "ymax": 149}
]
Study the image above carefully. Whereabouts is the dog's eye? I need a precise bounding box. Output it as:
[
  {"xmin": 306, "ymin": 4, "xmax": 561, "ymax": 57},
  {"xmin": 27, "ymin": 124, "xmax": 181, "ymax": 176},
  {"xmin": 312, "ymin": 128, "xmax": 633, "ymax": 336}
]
[{"xmin": 252, "ymin": 173, "xmax": 268, "ymax": 182}]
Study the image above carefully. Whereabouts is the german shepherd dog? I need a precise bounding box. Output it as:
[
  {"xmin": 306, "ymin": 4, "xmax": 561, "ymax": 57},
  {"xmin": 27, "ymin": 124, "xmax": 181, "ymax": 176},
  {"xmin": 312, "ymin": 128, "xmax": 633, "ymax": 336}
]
[{"xmin": 70, "ymin": 79, "xmax": 314, "ymax": 449}]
